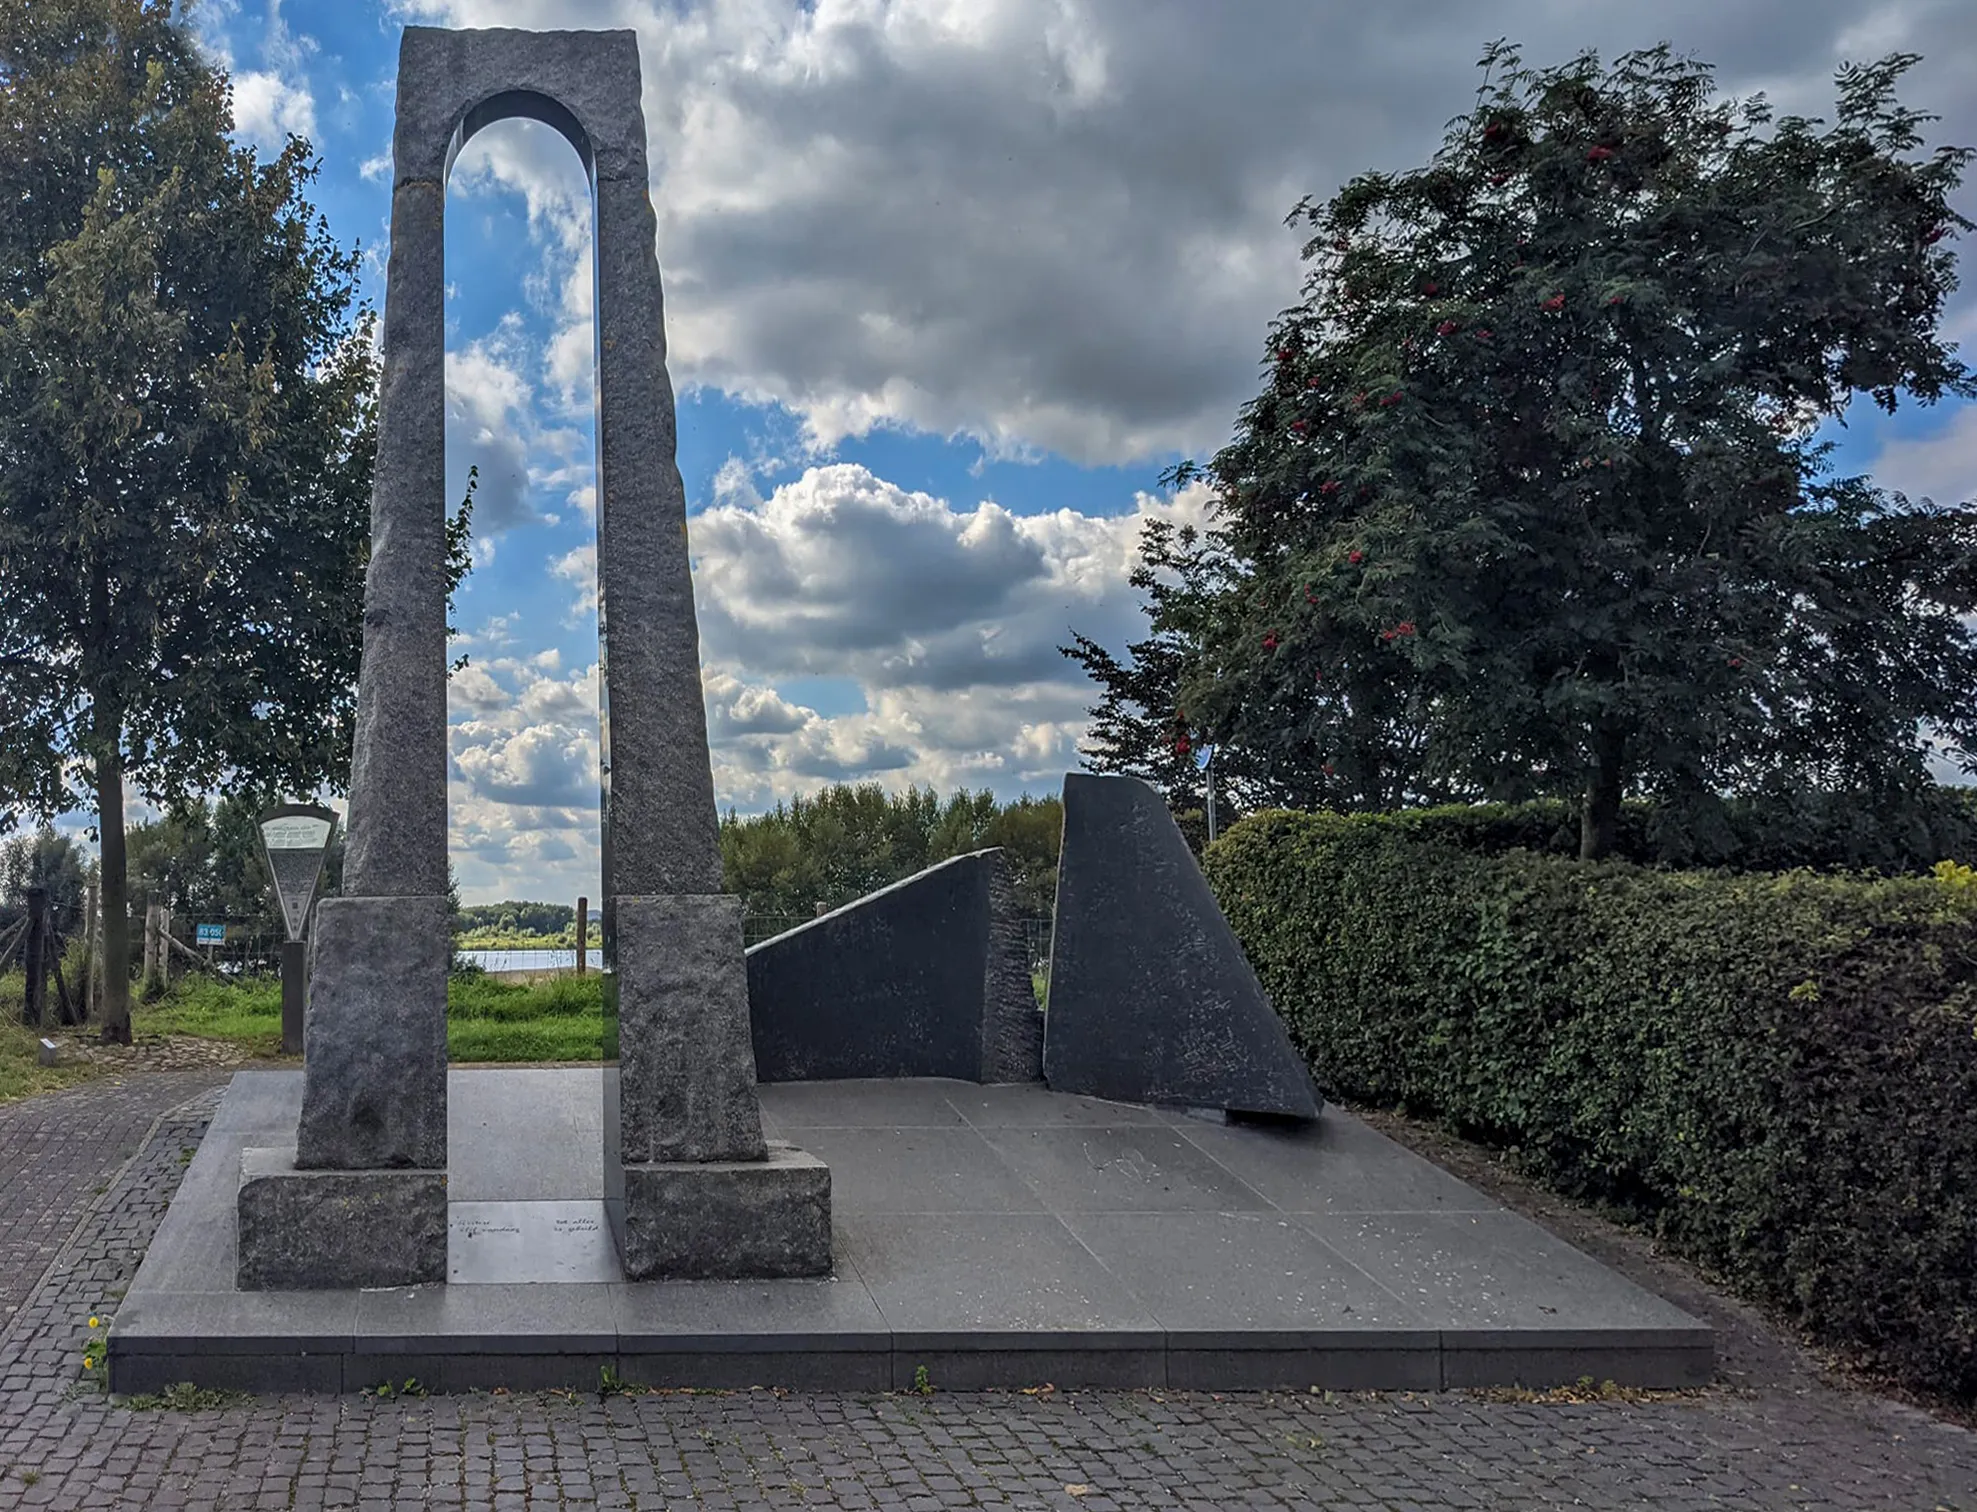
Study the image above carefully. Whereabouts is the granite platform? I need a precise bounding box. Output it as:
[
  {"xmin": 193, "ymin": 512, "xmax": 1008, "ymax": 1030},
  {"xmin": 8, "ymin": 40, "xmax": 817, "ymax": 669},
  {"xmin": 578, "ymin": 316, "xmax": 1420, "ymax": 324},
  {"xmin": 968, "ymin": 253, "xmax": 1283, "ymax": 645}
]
[{"xmin": 111, "ymin": 1068, "xmax": 1712, "ymax": 1394}]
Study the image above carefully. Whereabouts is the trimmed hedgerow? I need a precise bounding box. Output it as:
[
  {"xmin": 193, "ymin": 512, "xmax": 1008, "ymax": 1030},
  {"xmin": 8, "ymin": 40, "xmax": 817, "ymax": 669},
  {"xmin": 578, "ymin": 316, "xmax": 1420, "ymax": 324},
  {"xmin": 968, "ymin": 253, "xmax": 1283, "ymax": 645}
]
[
  {"xmin": 1206, "ymin": 809, "xmax": 1977, "ymax": 1402},
  {"xmin": 1317, "ymin": 785, "xmax": 1977, "ymax": 874}
]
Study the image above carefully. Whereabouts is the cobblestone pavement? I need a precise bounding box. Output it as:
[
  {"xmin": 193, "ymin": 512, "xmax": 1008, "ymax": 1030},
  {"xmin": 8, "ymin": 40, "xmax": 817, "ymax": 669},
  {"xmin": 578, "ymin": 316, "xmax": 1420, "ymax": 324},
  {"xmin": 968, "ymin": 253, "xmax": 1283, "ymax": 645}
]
[
  {"xmin": 0, "ymin": 1070, "xmax": 229, "ymax": 1335},
  {"xmin": 3, "ymin": 1077, "xmax": 1976, "ymax": 1509}
]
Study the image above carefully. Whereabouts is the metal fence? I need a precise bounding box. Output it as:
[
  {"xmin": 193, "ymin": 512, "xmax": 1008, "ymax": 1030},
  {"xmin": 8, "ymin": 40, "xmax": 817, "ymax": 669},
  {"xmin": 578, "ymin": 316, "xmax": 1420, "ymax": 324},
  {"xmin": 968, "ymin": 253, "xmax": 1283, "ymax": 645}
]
[{"xmin": 160, "ymin": 916, "xmax": 285, "ymax": 979}]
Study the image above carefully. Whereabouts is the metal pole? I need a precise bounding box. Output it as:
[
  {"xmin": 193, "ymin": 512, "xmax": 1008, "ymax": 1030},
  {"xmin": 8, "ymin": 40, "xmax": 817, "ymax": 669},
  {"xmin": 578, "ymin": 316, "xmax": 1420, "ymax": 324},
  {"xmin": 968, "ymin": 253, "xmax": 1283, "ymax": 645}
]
[
  {"xmin": 1205, "ymin": 747, "xmax": 1218, "ymax": 845},
  {"xmin": 281, "ymin": 938, "xmax": 306, "ymax": 1055}
]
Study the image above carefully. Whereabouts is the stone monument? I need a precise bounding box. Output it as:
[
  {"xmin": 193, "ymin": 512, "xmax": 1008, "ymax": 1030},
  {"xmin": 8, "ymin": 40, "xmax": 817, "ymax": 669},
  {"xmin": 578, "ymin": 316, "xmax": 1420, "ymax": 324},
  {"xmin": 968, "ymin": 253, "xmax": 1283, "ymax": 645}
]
[
  {"xmin": 1042, "ymin": 773, "xmax": 1322, "ymax": 1121},
  {"xmin": 238, "ymin": 25, "xmax": 830, "ymax": 1288},
  {"xmin": 748, "ymin": 848, "xmax": 1042, "ymax": 1085}
]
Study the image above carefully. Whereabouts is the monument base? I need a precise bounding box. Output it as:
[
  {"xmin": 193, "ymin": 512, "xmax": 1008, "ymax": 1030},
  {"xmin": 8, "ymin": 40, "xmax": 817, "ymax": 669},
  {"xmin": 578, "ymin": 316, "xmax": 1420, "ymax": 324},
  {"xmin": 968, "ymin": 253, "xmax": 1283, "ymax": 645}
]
[
  {"xmin": 613, "ymin": 1142, "xmax": 831, "ymax": 1280},
  {"xmin": 237, "ymin": 1145, "xmax": 447, "ymax": 1291}
]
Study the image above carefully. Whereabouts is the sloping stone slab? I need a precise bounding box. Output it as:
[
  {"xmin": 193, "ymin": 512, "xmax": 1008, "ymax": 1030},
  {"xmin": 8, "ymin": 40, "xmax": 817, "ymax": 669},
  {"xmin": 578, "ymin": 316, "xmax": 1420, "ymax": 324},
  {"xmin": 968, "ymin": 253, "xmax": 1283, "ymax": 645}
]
[
  {"xmin": 748, "ymin": 849, "xmax": 1042, "ymax": 1085},
  {"xmin": 1043, "ymin": 774, "xmax": 1321, "ymax": 1119}
]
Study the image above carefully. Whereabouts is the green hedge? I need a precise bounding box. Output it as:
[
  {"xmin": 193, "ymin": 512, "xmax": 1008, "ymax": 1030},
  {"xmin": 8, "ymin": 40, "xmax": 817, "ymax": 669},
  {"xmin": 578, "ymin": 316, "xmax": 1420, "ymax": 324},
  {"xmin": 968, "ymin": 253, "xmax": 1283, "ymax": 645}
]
[
  {"xmin": 1207, "ymin": 810, "xmax": 1977, "ymax": 1401},
  {"xmin": 1311, "ymin": 786, "xmax": 1977, "ymax": 874}
]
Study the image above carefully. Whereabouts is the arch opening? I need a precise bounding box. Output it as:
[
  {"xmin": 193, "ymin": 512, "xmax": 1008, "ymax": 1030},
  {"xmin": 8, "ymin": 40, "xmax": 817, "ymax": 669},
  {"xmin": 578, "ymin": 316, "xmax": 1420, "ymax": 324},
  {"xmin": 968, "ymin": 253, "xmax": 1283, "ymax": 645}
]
[{"xmin": 443, "ymin": 106, "xmax": 604, "ymax": 1018}]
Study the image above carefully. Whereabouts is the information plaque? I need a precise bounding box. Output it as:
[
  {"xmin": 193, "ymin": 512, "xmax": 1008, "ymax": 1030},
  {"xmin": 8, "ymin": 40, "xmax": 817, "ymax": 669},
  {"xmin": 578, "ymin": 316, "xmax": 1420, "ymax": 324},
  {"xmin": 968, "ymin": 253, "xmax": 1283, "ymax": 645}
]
[
  {"xmin": 259, "ymin": 806, "xmax": 336, "ymax": 944},
  {"xmin": 258, "ymin": 803, "xmax": 339, "ymax": 1058}
]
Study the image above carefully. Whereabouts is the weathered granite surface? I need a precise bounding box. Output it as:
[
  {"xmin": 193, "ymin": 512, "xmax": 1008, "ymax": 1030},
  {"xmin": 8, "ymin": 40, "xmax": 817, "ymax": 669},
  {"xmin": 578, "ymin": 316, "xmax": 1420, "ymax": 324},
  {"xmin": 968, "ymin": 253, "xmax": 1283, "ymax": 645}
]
[
  {"xmin": 236, "ymin": 1144, "xmax": 446, "ymax": 1291},
  {"xmin": 618, "ymin": 1144, "xmax": 831, "ymax": 1280},
  {"xmin": 294, "ymin": 896, "xmax": 449, "ymax": 1170},
  {"xmin": 347, "ymin": 24, "xmax": 723, "ymax": 923},
  {"xmin": 748, "ymin": 849, "xmax": 1042, "ymax": 1084},
  {"xmin": 592, "ymin": 164, "xmax": 724, "ymax": 900},
  {"xmin": 613, "ymin": 895, "xmax": 767, "ymax": 1165},
  {"xmin": 340, "ymin": 175, "xmax": 448, "ymax": 900},
  {"xmin": 980, "ymin": 852, "xmax": 1045, "ymax": 1083},
  {"xmin": 1043, "ymin": 774, "xmax": 1322, "ymax": 1120},
  {"xmin": 328, "ymin": 28, "xmax": 822, "ymax": 1284}
]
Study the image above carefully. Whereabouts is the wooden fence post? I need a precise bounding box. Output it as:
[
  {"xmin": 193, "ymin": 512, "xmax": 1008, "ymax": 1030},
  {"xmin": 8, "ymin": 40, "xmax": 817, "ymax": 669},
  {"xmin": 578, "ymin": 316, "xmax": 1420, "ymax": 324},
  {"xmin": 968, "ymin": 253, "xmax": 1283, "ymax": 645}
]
[
  {"xmin": 21, "ymin": 887, "xmax": 47, "ymax": 1028},
  {"xmin": 81, "ymin": 879, "xmax": 98, "ymax": 1024},
  {"xmin": 576, "ymin": 896, "xmax": 588, "ymax": 976},
  {"xmin": 141, "ymin": 902, "xmax": 159, "ymax": 994}
]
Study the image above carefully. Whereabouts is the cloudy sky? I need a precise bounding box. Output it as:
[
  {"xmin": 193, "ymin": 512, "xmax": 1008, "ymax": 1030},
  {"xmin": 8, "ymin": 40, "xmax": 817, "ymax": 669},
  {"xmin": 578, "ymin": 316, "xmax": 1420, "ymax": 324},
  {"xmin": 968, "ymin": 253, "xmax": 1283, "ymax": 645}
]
[{"xmin": 156, "ymin": 0, "xmax": 1977, "ymax": 903}]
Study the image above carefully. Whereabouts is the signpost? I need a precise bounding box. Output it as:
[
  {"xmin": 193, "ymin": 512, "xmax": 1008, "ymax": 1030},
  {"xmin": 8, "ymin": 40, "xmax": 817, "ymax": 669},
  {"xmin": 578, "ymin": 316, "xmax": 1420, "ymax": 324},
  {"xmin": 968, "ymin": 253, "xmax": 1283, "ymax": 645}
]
[
  {"xmin": 196, "ymin": 923, "xmax": 226, "ymax": 947},
  {"xmin": 259, "ymin": 803, "xmax": 338, "ymax": 1057}
]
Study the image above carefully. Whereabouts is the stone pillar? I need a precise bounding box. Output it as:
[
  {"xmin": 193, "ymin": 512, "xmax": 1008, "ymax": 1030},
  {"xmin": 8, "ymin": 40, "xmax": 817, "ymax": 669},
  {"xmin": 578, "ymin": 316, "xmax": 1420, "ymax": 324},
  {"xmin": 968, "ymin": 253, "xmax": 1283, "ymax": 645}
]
[
  {"xmin": 237, "ymin": 24, "xmax": 829, "ymax": 1290},
  {"xmin": 587, "ymin": 78, "xmax": 826, "ymax": 1279},
  {"xmin": 236, "ymin": 59, "xmax": 453, "ymax": 1292}
]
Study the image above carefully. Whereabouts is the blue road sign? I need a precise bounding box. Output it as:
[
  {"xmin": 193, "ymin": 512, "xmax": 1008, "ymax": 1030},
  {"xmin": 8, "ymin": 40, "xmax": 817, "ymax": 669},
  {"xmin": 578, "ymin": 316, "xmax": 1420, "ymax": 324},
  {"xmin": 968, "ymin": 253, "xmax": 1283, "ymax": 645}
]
[{"xmin": 196, "ymin": 923, "xmax": 225, "ymax": 946}]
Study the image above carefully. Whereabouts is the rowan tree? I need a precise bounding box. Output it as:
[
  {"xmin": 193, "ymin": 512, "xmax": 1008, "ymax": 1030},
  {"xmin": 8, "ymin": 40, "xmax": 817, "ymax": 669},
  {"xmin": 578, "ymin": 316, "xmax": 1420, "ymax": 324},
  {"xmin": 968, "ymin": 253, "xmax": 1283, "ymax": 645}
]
[{"xmin": 1075, "ymin": 41, "xmax": 1977, "ymax": 858}]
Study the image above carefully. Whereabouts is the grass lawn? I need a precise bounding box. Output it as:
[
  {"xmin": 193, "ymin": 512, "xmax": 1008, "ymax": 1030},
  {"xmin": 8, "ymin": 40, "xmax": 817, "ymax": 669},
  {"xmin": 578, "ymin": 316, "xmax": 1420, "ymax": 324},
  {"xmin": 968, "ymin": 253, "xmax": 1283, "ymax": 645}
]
[
  {"xmin": 0, "ymin": 970, "xmax": 108, "ymax": 1102},
  {"xmin": 140, "ymin": 975, "xmax": 287, "ymax": 1055},
  {"xmin": 0, "ymin": 970, "xmax": 607, "ymax": 1102},
  {"xmin": 145, "ymin": 971, "xmax": 608, "ymax": 1062},
  {"xmin": 446, "ymin": 972, "xmax": 605, "ymax": 1062},
  {"xmin": 0, "ymin": 1021, "xmax": 113, "ymax": 1103}
]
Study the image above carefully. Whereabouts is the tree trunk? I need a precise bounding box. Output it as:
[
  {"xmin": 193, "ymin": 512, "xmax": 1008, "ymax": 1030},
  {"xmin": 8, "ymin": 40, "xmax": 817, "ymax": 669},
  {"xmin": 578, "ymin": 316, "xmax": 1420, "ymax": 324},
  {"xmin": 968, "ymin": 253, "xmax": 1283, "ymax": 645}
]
[
  {"xmin": 96, "ymin": 743, "xmax": 133, "ymax": 1045},
  {"xmin": 81, "ymin": 879, "xmax": 97, "ymax": 1024},
  {"xmin": 1579, "ymin": 723, "xmax": 1627, "ymax": 862}
]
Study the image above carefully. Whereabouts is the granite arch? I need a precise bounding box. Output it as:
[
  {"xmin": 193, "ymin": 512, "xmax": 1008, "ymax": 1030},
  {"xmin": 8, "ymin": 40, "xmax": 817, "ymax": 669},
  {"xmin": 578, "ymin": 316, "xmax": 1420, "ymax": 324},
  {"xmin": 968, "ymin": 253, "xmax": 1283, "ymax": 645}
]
[{"xmin": 237, "ymin": 27, "xmax": 827, "ymax": 1290}]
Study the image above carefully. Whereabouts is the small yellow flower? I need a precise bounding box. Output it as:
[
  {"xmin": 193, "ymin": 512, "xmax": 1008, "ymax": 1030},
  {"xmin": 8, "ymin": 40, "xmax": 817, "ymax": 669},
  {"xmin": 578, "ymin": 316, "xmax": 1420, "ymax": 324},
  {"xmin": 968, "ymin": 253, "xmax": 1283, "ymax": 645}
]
[
  {"xmin": 88, "ymin": 1316, "xmax": 99, "ymax": 1328},
  {"xmin": 83, "ymin": 1355, "xmax": 94, "ymax": 1369}
]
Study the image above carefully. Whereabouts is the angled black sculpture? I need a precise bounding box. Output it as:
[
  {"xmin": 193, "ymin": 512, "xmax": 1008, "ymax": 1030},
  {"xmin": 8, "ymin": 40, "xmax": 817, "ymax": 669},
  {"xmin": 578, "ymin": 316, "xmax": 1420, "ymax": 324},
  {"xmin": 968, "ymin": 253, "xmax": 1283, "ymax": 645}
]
[
  {"xmin": 748, "ymin": 848, "xmax": 1042, "ymax": 1084},
  {"xmin": 1043, "ymin": 773, "xmax": 1321, "ymax": 1120}
]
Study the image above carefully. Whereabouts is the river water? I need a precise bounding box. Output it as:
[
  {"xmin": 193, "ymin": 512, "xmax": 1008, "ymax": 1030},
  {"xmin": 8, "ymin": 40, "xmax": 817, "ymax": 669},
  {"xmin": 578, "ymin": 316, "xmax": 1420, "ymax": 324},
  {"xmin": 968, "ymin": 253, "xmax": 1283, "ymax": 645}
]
[{"xmin": 457, "ymin": 947, "xmax": 586, "ymax": 973}]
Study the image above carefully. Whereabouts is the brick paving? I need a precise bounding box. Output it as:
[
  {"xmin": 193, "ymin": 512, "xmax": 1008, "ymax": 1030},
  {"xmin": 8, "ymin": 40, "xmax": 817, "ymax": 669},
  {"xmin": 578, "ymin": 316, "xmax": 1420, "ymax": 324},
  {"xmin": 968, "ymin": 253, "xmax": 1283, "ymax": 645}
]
[
  {"xmin": 2, "ymin": 1075, "xmax": 1976, "ymax": 1509},
  {"xmin": 0, "ymin": 1070, "xmax": 229, "ymax": 1336}
]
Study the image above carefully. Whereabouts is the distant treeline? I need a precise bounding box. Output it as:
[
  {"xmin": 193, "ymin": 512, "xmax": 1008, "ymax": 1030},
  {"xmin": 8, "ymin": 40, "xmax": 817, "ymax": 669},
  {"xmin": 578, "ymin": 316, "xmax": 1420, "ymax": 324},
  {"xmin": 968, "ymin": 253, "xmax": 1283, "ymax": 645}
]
[
  {"xmin": 455, "ymin": 900, "xmax": 581, "ymax": 938},
  {"xmin": 449, "ymin": 784, "xmax": 1067, "ymax": 941},
  {"xmin": 720, "ymin": 784, "xmax": 1063, "ymax": 925}
]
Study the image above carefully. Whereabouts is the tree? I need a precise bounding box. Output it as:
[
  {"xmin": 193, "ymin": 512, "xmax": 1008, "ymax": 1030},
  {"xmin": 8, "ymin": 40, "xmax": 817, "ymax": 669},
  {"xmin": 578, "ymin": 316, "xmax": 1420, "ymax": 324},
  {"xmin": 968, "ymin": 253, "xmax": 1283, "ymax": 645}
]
[
  {"xmin": 0, "ymin": 1, "xmax": 378, "ymax": 1039},
  {"xmin": 125, "ymin": 804, "xmax": 214, "ymax": 915},
  {"xmin": 718, "ymin": 783, "xmax": 1064, "ymax": 924},
  {"xmin": 0, "ymin": 826, "xmax": 91, "ymax": 936},
  {"xmin": 1074, "ymin": 42, "xmax": 1977, "ymax": 858},
  {"xmin": 1060, "ymin": 512, "xmax": 1462, "ymax": 818}
]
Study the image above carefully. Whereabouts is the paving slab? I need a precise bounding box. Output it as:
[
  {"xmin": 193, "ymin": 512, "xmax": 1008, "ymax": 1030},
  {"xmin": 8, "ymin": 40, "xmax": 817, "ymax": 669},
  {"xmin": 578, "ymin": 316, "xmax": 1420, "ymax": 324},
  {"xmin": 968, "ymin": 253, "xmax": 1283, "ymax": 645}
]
[
  {"xmin": 1056, "ymin": 1210, "xmax": 1426, "ymax": 1330},
  {"xmin": 945, "ymin": 1080, "xmax": 1168, "ymax": 1128},
  {"xmin": 791, "ymin": 1126, "xmax": 1047, "ymax": 1214},
  {"xmin": 112, "ymin": 1067, "xmax": 1713, "ymax": 1393},
  {"xmin": 1170, "ymin": 1105, "xmax": 1503, "ymax": 1213},
  {"xmin": 1300, "ymin": 1210, "xmax": 1708, "ymax": 1330},
  {"xmin": 450, "ymin": 1067, "xmax": 603, "ymax": 1201},
  {"xmin": 354, "ymin": 1282, "xmax": 619, "ymax": 1352},
  {"xmin": 451, "ymin": 1199, "xmax": 618, "ymax": 1282},
  {"xmin": 839, "ymin": 1211, "xmax": 1167, "ymax": 1335},
  {"xmin": 612, "ymin": 1272, "xmax": 890, "ymax": 1351},
  {"xmin": 976, "ymin": 1124, "xmax": 1276, "ymax": 1212},
  {"xmin": 758, "ymin": 1077, "xmax": 969, "ymax": 1128}
]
